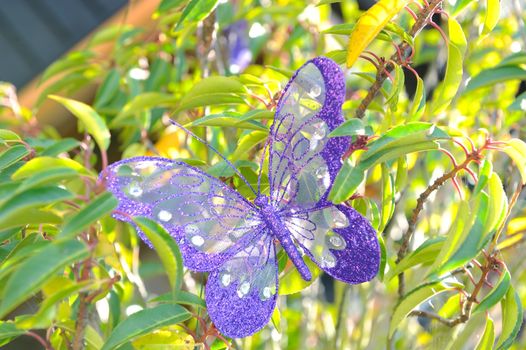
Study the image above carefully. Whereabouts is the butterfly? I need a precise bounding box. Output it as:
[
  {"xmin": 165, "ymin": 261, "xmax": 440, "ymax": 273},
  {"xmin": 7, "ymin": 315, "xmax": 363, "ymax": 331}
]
[{"xmin": 101, "ymin": 57, "xmax": 380, "ymax": 338}]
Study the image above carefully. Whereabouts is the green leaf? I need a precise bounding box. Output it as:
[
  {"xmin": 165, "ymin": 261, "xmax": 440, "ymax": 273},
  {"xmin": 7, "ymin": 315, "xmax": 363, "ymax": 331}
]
[
  {"xmin": 445, "ymin": 312, "xmax": 485, "ymax": 349},
  {"xmin": 39, "ymin": 51, "xmax": 94, "ymax": 85},
  {"xmin": 40, "ymin": 138, "xmax": 80, "ymax": 157},
  {"xmin": 0, "ymin": 129, "xmax": 21, "ymax": 143},
  {"xmin": 0, "ymin": 321, "xmax": 24, "ymax": 342},
  {"xmin": 271, "ymin": 307, "xmax": 281, "ymax": 333},
  {"xmin": 0, "ymin": 145, "xmax": 29, "ymax": 171},
  {"xmin": 101, "ymin": 304, "xmax": 192, "ymax": 350},
  {"xmin": 386, "ymin": 64, "xmax": 405, "ymax": 111},
  {"xmin": 475, "ymin": 316, "xmax": 495, "ymax": 350},
  {"xmin": 59, "ymin": 192, "xmax": 118, "ymax": 239},
  {"xmin": 0, "ymin": 186, "xmax": 73, "ymax": 230},
  {"xmin": 426, "ymin": 200, "xmax": 470, "ymax": 277},
  {"xmin": 158, "ymin": 0, "xmax": 186, "ymax": 13},
  {"xmin": 328, "ymin": 118, "xmax": 373, "ymax": 137},
  {"xmin": 389, "ymin": 282, "xmax": 453, "ymax": 338},
  {"xmin": 409, "ymin": 76, "xmax": 426, "ymax": 120},
  {"xmin": 174, "ymin": 0, "xmax": 219, "ymax": 32},
  {"xmin": 385, "ymin": 237, "xmax": 446, "ymax": 281},
  {"xmin": 328, "ymin": 160, "xmax": 365, "ymax": 203},
  {"xmin": 473, "ymin": 269, "xmax": 511, "ymax": 315},
  {"xmin": 112, "ymin": 93, "xmax": 177, "ymax": 126},
  {"xmin": 187, "ymin": 112, "xmax": 267, "ymax": 130},
  {"xmin": 502, "ymin": 138, "xmax": 526, "ymax": 184},
  {"xmin": 499, "ymin": 52, "xmax": 526, "ymax": 67},
  {"xmin": 379, "ymin": 163, "xmax": 395, "ymax": 232},
  {"xmin": 496, "ymin": 286, "xmax": 523, "ymax": 349},
  {"xmin": 17, "ymin": 167, "xmax": 78, "ymax": 192},
  {"xmin": 430, "ymin": 18, "xmax": 467, "ymax": 115},
  {"xmin": 234, "ymin": 109, "xmax": 274, "ymax": 124},
  {"xmin": 230, "ymin": 130, "xmax": 268, "ymax": 161},
  {"xmin": 49, "ymin": 95, "xmax": 111, "ymax": 151},
  {"xmin": 434, "ymin": 193, "xmax": 490, "ymax": 275},
  {"xmin": 481, "ymin": 0, "xmax": 500, "ymax": 36},
  {"xmin": 486, "ymin": 172, "xmax": 508, "ymax": 233},
  {"xmin": 175, "ymin": 76, "xmax": 246, "ymax": 114},
  {"xmin": 0, "ymin": 239, "xmax": 89, "ymax": 318},
  {"xmin": 329, "ymin": 123, "xmax": 448, "ymax": 203},
  {"xmin": 12, "ymin": 157, "xmax": 92, "ymax": 179},
  {"xmin": 151, "ymin": 291, "xmax": 206, "ymax": 309},
  {"xmin": 279, "ymin": 256, "xmax": 321, "ymax": 295},
  {"xmin": 94, "ymin": 69, "xmax": 121, "ymax": 109},
  {"xmin": 464, "ymin": 66, "xmax": 526, "ymax": 93},
  {"xmin": 16, "ymin": 280, "xmax": 92, "ymax": 330},
  {"xmin": 473, "ymin": 159, "xmax": 492, "ymax": 196},
  {"xmin": 134, "ymin": 217, "xmax": 184, "ymax": 294}
]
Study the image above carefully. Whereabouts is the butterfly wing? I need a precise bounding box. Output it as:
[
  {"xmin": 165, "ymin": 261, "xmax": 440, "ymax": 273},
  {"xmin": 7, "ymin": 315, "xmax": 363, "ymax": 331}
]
[
  {"xmin": 267, "ymin": 57, "xmax": 350, "ymax": 210},
  {"xmin": 101, "ymin": 156, "xmax": 262, "ymax": 271},
  {"xmin": 267, "ymin": 57, "xmax": 379, "ymax": 282},
  {"xmin": 282, "ymin": 205, "xmax": 379, "ymax": 283},
  {"xmin": 205, "ymin": 231, "xmax": 277, "ymax": 338}
]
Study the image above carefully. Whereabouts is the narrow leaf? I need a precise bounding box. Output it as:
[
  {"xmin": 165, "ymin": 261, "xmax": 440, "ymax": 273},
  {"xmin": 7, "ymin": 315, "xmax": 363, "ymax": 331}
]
[
  {"xmin": 59, "ymin": 192, "xmax": 118, "ymax": 239},
  {"xmin": 49, "ymin": 95, "xmax": 111, "ymax": 151},
  {"xmin": 101, "ymin": 304, "xmax": 191, "ymax": 350},
  {"xmin": 134, "ymin": 217, "xmax": 184, "ymax": 294},
  {"xmin": 346, "ymin": 0, "xmax": 409, "ymax": 67},
  {"xmin": 0, "ymin": 239, "xmax": 89, "ymax": 318}
]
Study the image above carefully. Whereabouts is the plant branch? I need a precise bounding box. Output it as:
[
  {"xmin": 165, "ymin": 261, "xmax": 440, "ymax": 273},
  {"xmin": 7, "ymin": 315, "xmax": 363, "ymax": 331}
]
[
  {"xmin": 26, "ymin": 331, "xmax": 53, "ymax": 350},
  {"xmin": 355, "ymin": 0, "xmax": 444, "ymax": 119},
  {"xmin": 408, "ymin": 256, "xmax": 499, "ymax": 327},
  {"xmin": 396, "ymin": 148, "xmax": 482, "ymax": 296}
]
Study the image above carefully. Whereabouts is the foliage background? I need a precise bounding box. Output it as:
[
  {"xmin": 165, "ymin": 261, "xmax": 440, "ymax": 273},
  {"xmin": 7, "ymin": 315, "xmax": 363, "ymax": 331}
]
[{"xmin": 1, "ymin": 0, "xmax": 526, "ymax": 349}]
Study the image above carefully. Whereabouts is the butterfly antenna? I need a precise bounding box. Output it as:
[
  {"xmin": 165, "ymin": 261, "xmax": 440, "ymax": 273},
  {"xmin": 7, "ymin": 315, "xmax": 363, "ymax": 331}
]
[{"xmin": 167, "ymin": 118, "xmax": 257, "ymax": 195}]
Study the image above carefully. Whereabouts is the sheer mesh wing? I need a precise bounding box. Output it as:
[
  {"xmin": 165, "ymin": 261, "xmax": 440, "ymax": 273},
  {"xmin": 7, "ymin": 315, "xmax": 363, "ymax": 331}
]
[
  {"xmin": 267, "ymin": 57, "xmax": 351, "ymax": 210},
  {"xmin": 205, "ymin": 232, "xmax": 277, "ymax": 338},
  {"xmin": 282, "ymin": 205, "xmax": 379, "ymax": 283},
  {"xmin": 101, "ymin": 156, "xmax": 262, "ymax": 271}
]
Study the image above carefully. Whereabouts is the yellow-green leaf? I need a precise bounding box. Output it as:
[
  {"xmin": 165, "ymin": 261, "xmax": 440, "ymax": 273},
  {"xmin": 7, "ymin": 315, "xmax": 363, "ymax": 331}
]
[
  {"xmin": 346, "ymin": 0, "xmax": 409, "ymax": 67},
  {"xmin": 482, "ymin": 0, "xmax": 500, "ymax": 36},
  {"xmin": 429, "ymin": 18, "xmax": 467, "ymax": 115},
  {"xmin": 49, "ymin": 95, "xmax": 111, "ymax": 151}
]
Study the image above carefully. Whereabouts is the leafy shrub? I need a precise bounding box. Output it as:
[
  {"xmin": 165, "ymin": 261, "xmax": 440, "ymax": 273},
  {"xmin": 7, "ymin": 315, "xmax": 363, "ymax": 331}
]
[{"xmin": 1, "ymin": 0, "xmax": 526, "ymax": 349}]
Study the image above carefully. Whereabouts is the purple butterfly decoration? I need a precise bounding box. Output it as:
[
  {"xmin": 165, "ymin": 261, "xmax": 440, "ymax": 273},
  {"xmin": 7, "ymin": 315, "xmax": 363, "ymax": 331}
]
[{"xmin": 101, "ymin": 57, "xmax": 380, "ymax": 338}]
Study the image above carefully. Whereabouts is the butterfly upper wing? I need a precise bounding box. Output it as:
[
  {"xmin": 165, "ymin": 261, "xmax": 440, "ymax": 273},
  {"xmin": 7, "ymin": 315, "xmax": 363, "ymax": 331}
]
[
  {"xmin": 101, "ymin": 156, "xmax": 262, "ymax": 271},
  {"xmin": 267, "ymin": 57, "xmax": 380, "ymax": 282},
  {"xmin": 267, "ymin": 57, "xmax": 350, "ymax": 210},
  {"xmin": 206, "ymin": 231, "xmax": 277, "ymax": 338}
]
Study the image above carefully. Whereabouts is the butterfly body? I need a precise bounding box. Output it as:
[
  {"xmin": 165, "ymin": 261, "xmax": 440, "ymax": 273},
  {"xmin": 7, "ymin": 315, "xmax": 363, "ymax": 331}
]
[
  {"xmin": 255, "ymin": 194, "xmax": 312, "ymax": 281},
  {"xmin": 103, "ymin": 56, "xmax": 380, "ymax": 338}
]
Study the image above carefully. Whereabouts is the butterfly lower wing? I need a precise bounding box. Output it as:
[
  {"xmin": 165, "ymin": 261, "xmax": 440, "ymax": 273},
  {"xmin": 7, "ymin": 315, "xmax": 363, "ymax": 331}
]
[
  {"xmin": 267, "ymin": 57, "xmax": 350, "ymax": 210},
  {"xmin": 283, "ymin": 205, "xmax": 379, "ymax": 283},
  {"xmin": 101, "ymin": 156, "xmax": 261, "ymax": 271},
  {"xmin": 206, "ymin": 231, "xmax": 278, "ymax": 338}
]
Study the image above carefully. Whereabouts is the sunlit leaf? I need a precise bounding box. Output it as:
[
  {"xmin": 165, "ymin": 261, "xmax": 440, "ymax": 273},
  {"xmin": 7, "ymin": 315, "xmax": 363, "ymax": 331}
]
[
  {"xmin": 475, "ymin": 316, "xmax": 495, "ymax": 350},
  {"xmin": 496, "ymin": 286, "xmax": 523, "ymax": 349},
  {"xmin": 481, "ymin": 0, "xmax": 500, "ymax": 36},
  {"xmin": 101, "ymin": 304, "xmax": 192, "ymax": 350},
  {"xmin": 59, "ymin": 192, "xmax": 118, "ymax": 239},
  {"xmin": 429, "ymin": 18, "xmax": 467, "ymax": 115},
  {"xmin": 134, "ymin": 217, "xmax": 184, "ymax": 294},
  {"xmin": 389, "ymin": 282, "xmax": 454, "ymax": 338},
  {"xmin": 49, "ymin": 95, "xmax": 111, "ymax": 151},
  {"xmin": 346, "ymin": 0, "xmax": 409, "ymax": 67},
  {"xmin": 0, "ymin": 239, "xmax": 89, "ymax": 318},
  {"xmin": 473, "ymin": 268, "xmax": 510, "ymax": 315},
  {"xmin": 174, "ymin": 0, "xmax": 219, "ymax": 32}
]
